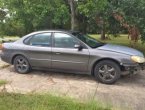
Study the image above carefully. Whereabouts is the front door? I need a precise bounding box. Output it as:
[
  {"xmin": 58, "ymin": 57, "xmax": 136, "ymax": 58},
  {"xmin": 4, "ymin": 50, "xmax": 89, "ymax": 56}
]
[{"xmin": 51, "ymin": 32, "xmax": 90, "ymax": 72}]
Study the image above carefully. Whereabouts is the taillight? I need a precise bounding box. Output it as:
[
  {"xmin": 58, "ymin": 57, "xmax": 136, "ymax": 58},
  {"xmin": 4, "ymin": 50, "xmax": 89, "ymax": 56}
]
[{"xmin": 0, "ymin": 44, "xmax": 4, "ymax": 51}]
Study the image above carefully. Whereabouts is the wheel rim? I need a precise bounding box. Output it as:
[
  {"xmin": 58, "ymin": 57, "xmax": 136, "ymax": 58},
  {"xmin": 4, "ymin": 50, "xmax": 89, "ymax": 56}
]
[
  {"xmin": 15, "ymin": 57, "xmax": 29, "ymax": 73},
  {"xmin": 98, "ymin": 65, "xmax": 116, "ymax": 82}
]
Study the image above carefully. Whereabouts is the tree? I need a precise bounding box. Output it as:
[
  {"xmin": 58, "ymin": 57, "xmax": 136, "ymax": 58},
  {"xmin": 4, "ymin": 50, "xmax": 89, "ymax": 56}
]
[
  {"xmin": 78, "ymin": 0, "xmax": 145, "ymax": 42},
  {"xmin": 0, "ymin": 9, "xmax": 6, "ymax": 21},
  {"xmin": 78, "ymin": 0, "xmax": 116, "ymax": 39},
  {"xmin": 0, "ymin": 9, "xmax": 7, "ymax": 37},
  {"xmin": 1, "ymin": 0, "xmax": 70, "ymax": 35},
  {"xmin": 68, "ymin": 0, "xmax": 78, "ymax": 30},
  {"xmin": 1, "ymin": 0, "xmax": 145, "ymax": 44},
  {"xmin": 109, "ymin": 0, "xmax": 145, "ymax": 43}
]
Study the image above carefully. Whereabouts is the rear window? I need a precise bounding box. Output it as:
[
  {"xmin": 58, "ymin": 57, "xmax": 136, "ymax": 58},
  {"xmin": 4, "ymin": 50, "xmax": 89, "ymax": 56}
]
[{"xmin": 24, "ymin": 33, "xmax": 51, "ymax": 47}]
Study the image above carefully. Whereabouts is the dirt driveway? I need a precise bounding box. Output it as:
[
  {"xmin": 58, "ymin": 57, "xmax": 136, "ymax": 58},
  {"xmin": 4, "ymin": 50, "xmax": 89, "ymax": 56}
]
[{"xmin": 0, "ymin": 60, "xmax": 145, "ymax": 110}]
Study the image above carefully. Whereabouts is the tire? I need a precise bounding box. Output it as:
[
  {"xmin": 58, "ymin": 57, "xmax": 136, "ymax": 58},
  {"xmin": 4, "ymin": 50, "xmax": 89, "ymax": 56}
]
[
  {"xmin": 94, "ymin": 60, "xmax": 121, "ymax": 84},
  {"xmin": 14, "ymin": 55, "xmax": 31, "ymax": 74}
]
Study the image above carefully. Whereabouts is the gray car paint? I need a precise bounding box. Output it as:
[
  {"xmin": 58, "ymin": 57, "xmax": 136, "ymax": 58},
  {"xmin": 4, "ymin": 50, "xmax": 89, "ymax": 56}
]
[
  {"xmin": 1, "ymin": 30, "xmax": 144, "ymax": 75},
  {"xmin": 98, "ymin": 44, "xmax": 144, "ymax": 57}
]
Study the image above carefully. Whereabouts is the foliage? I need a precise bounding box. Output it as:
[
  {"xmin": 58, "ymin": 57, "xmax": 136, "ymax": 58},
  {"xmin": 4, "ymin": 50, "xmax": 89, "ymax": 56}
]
[
  {"xmin": 77, "ymin": 0, "xmax": 145, "ymax": 41},
  {"xmin": 1, "ymin": 0, "xmax": 145, "ymax": 42},
  {"xmin": 77, "ymin": 0, "xmax": 99, "ymax": 33},
  {"xmin": 114, "ymin": 0, "xmax": 145, "ymax": 42},
  {"xmin": 77, "ymin": 0, "xmax": 122, "ymax": 37},
  {"xmin": 0, "ymin": 0, "xmax": 70, "ymax": 36},
  {"xmin": 0, "ymin": 9, "xmax": 7, "ymax": 21}
]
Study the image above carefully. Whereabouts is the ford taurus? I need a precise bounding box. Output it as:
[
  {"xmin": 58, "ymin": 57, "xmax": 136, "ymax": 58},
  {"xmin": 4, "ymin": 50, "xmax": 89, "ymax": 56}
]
[{"xmin": 1, "ymin": 30, "xmax": 145, "ymax": 84}]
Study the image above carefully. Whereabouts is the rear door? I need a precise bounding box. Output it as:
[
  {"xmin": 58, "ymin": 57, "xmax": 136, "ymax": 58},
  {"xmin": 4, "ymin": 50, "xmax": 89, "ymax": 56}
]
[
  {"xmin": 24, "ymin": 32, "xmax": 52, "ymax": 68},
  {"xmin": 51, "ymin": 32, "xmax": 90, "ymax": 72}
]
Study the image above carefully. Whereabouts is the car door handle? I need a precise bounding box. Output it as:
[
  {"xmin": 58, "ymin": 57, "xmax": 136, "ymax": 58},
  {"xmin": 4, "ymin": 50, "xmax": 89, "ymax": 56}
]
[{"xmin": 55, "ymin": 52, "xmax": 61, "ymax": 55}]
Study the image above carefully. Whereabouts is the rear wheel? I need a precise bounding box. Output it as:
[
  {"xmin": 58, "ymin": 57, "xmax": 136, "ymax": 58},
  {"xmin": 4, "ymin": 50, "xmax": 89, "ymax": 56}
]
[
  {"xmin": 14, "ymin": 55, "xmax": 31, "ymax": 74},
  {"xmin": 94, "ymin": 60, "xmax": 121, "ymax": 84}
]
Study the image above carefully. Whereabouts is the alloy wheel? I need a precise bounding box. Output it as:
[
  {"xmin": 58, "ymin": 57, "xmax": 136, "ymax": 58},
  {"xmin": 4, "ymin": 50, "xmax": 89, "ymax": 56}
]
[{"xmin": 98, "ymin": 64, "xmax": 116, "ymax": 82}]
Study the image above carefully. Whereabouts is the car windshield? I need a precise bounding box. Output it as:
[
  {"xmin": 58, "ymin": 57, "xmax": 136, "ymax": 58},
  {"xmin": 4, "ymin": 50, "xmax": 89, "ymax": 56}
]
[{"xmin": 72, "ymin": 32, "xmax": 105, "ymax": 48}]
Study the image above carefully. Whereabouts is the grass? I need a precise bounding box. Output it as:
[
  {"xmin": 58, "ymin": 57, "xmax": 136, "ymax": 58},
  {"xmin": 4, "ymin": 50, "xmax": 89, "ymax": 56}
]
[
  {"xmin": 0, "ymin": 80, "xmax": 8, "ymax": 87},
  {"xmin": 0, "ymin": 78, "xmax": 112, "ymax": 110},
  {"xmin": 0, "ymin": 93, "xmax": 112, "ymax": 110},
  {"xmin": 0, "ymin": 36, "xmax": 19, "ymax": 43},
  {"xmin": 90, "ymin": 34, "xmax": 145, "ymax": 55}
]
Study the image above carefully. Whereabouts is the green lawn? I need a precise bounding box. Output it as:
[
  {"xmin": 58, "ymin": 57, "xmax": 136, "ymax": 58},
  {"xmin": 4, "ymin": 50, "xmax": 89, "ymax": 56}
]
[
  {"xmin": 90, "ymin": 34, "xmax": 145, "ymax": 55},
  {"xmin": 0, "ymin": 36, "xmax": 19, "ymax": 43},
  {"xmin": 0, "ymin": 93, "xmax": 111, "ymax": 110},
  {"xmin": 0, "ymin": 80, "xmax": 112, "ymax": 110},
  {"xmin": 0, "ymin": 80, "xmax": 8, "ymax": 86}
]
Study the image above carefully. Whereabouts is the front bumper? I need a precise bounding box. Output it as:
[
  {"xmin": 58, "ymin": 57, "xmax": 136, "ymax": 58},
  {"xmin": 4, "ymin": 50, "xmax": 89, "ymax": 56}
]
[{"xmin": 122, "ymin": 63, "xmax": 145, "ymax": 75}]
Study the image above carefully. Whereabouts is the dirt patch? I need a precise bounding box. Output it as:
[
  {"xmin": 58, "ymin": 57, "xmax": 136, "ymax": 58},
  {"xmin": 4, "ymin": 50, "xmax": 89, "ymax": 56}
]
[{"xmin": 0, "ymin": 62, "xmax": 145, "ymax": 110}]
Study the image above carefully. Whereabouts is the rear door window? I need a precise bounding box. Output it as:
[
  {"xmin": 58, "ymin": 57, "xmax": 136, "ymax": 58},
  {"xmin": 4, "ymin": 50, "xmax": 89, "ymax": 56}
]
[{"xmin": 24, "ymin": 33, "xmax": 52, "ymax": 47}]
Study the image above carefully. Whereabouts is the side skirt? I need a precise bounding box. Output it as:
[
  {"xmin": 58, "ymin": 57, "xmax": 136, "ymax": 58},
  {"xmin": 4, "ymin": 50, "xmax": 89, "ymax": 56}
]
[{"xmin": 31, "ymin": 67, "xmax": 91, "ymax": 75}]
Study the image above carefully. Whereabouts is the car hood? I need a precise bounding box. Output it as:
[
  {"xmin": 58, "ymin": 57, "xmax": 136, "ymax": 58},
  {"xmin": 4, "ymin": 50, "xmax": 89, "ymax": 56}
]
[{"xmin": 98, "ymin": 44, "xmax": 144, "ymax": 57}]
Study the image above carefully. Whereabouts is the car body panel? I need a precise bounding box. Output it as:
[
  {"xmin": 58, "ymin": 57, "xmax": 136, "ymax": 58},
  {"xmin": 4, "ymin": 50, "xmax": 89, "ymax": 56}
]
[
  {"xmin": 98, "ymin": 44, "xmax": 144, "ymax": 57},
  {"xmin": 51, "ymin": 47, "xmax": 90, "ymax": 72},
  {"xmin": 24, "ymin": 45, "xmax": 52, "ymax": 68},
  {"xmin": 88, "ymin": 49, "xmax": 138, "ymax": 73}
]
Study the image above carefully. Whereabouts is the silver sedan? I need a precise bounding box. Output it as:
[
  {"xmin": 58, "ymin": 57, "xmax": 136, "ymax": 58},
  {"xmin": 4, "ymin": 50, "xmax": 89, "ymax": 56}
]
[{"xmin": 1, "ymin": 30, "xmax": 145, "ymax": 84}]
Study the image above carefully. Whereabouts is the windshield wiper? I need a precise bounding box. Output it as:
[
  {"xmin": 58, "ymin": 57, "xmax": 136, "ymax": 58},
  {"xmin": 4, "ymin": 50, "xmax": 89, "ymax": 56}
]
[{"xmin": 93, "ymin": 43, "xmax": 106, "ymax": 48}]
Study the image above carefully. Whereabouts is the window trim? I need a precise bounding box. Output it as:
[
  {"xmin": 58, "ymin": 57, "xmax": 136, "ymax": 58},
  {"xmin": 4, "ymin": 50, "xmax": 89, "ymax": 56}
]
[
  {"xmin": 52, "ymin": 32, "xmax": 88, "ymax": 49},
  {"xmin": 23, "ymin": 32, "xmax": 52, "ymax": 47}
]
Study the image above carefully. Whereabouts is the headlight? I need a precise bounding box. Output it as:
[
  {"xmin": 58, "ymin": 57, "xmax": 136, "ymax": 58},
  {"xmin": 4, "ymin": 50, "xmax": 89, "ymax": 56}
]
[{"xmin": 131, "ymin": 56, "xmax": 145, "ymax": 63}]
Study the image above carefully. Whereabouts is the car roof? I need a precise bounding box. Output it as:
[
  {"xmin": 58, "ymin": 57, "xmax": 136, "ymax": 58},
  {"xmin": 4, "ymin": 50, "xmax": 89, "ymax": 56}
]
[
  {"xmin": 15, "ymin": 30, "xmax": 91, "ymax": 49},
  {"xmin": 16, "ymin": 30, "xmax": 81, "ymax": 43},
  {"xmin": 30, "ymin": 30, "xmax": 80, "ymax": 35}
]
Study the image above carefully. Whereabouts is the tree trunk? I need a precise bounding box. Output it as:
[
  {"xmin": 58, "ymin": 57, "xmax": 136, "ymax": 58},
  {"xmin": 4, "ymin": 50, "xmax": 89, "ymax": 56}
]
[
  {"xmin": 101, "ymin": 29, "xmax": 106, "ymax": 40},
  {"xmin": 68, "ymin": 0, "xmax": 77, "ymax": 30},
  {"xmin": 101, "ymin": 20, "xmax": 106, "ymax": 40}
]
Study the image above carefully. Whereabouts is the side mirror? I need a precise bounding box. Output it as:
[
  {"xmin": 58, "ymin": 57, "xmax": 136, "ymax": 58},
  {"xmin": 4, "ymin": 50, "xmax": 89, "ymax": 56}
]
[{"xmin": 74, "ymin": 44, "xmax": 83, "ymax": 51}]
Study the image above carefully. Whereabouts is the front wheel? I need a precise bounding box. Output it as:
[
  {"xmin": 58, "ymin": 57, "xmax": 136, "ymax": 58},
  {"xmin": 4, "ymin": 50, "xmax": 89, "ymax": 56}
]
[
  {"xmin": 14, "ymin": 55, "xmax": 31, "ymax": 74},
  {"xmin": 94, "ymin": 60, "xmax": 121, "ymax": 84}
]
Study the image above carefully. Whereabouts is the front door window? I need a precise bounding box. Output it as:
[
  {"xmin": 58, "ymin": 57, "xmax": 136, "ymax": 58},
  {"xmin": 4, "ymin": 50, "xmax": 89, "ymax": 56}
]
[{"xmin": 54, "ymin": 33, "xmax": 79, "ymax": 48}]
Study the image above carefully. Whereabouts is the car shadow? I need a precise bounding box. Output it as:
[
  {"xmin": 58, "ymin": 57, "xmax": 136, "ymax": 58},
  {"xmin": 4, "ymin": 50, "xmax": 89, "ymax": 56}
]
[
  {"xmin": 9, "ymin": 66, "xmax": 145, "ymax": 86},
  {"xmin": 31, "ymin": 70, "xmax": 95, "ymax": 81},
  {"xmin": 117, "ymin": 72, "xmax": 145, "ymax": 87}
]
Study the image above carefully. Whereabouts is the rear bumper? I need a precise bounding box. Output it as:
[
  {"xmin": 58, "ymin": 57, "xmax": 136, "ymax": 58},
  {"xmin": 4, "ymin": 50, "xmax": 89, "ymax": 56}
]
[
  {"xmin": 122, "ymin": 63, "xmax": 145, "ymax": 75},
  {"xmin": 1, "ymin": 52, "xmax": 12, "ymax": 64}
]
